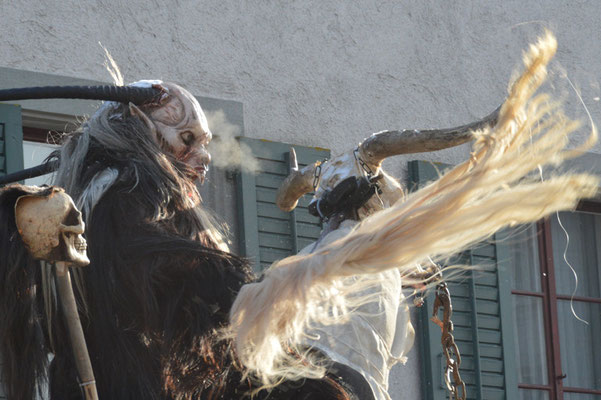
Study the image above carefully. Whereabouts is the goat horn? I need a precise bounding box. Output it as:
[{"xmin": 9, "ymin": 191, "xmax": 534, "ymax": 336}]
[
  {"xmin": 276, "ymin": 148, "xmax": 319, "ymax": 212},
  {"xmin": 359, "ymin": 105, "xmax": 501, "ymax": 165}
]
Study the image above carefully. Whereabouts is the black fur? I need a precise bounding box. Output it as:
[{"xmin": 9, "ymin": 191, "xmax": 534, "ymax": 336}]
[
  {"xmin": 0, "ymin": 185, "xmax": 75, "ymax": 400},
  {"xmin": 40, "ymin": 110, "xmax": 358, "ymax": 399}
]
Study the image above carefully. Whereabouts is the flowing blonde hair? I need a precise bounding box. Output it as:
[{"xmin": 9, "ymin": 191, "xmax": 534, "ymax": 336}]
[{"xmin": 227, "ymin": 31, "xmax": 599, "ymax": 386}]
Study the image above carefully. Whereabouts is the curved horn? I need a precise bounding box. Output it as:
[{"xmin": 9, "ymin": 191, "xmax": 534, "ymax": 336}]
[
  {"xmin": 360, "ymin": 105, "xmax": 501, "ymax": 165},
  {"xmin": 0, "ymin": 85, "xmax": 163, "ymax": 105},
  {"xmin": 276, "ymin": 148, "xmax": 318, "ymax": 212},
  {"xmin": 0, "ymin": 160, "xmax": 59, "ymax": 186}
]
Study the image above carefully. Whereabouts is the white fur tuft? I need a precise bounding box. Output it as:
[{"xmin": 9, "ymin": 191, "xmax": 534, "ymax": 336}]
[{"xmin": 78, "ymin": 168, "xmax": 119, "ymax": 222}]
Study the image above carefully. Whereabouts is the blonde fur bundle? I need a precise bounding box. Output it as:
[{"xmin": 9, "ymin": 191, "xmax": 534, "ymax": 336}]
[{"xmin": 228, "ymin": 32, "xmax": 599, "ymax": 386}]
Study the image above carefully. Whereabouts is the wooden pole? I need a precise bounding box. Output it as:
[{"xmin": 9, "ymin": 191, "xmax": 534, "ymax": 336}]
[{"xmin": 55, "ymin": 261, "xmax": 99, "ymax": 400}]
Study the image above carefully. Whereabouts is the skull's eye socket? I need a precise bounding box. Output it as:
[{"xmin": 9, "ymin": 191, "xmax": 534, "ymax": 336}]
[
  {"xmin": 64, "ymin": 208, "xmax": 81, "ymax": 226},
  {"xmin": 180, "ymin": 131, "xmax": 196, "ymax": 146}
]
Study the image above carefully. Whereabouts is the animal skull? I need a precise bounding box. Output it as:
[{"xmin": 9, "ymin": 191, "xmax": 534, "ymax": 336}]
[
  {"xmin": 311, "ymin": 151, "xmax": 403, "ymax": 220},
  {"xmin": 276, "ymin": 106, "xmax": 500, "ymax": 217},
  {"xmin": 133, "ymin": 82, "xmax": 213, "ymax": 184},
  {"xmin": 15, "ymin": 187, "xmax": 89, "ymax": 267}
]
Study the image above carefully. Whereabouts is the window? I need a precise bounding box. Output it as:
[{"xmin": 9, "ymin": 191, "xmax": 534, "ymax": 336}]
[
  {"xmin": 507, "ymin": 204, "xmax": 601, "ymax": 399},
  {"xmin": 411, "ymin": 158, "xmax": 601, "ymax": 400},
  {"xmin": 22, "ymin": 126, "xmax": 59, "ymax": 186}
]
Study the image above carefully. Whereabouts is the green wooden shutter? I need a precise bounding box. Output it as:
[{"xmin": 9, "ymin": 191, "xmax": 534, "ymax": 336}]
[
  {"xmin": 0, "ymin": 103, "xmax": 23, "ymax": 399},
  {"xmin": 236, "ymin": 137, "xmax": 329, "ymax": 271},
  {"xmin": 408, "ymin": 160, "xmax": 518, "ymax": 400},
  {"xmin": 0, "ymin": 103, "xmax": 24, "ymax": 183}
]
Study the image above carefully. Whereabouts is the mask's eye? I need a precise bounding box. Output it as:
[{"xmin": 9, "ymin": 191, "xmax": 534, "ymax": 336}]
[{"xmin": 180, "ymin": 131, "xmax": 196, "ymax": 146}]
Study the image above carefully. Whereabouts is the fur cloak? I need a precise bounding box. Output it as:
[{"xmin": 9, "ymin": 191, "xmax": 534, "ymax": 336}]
[
  {"xmin": 0, "ymin": 110, "xmax": 360, "ymax": 398},
  {"xmin": 46, "ymin": 109, "xmax": 358, "ymax": 399}
]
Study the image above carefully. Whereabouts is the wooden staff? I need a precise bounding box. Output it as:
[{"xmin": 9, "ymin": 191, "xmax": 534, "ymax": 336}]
[{"xmin": 55, "ymin": 261, "xmax": 99, "ymax": 400}]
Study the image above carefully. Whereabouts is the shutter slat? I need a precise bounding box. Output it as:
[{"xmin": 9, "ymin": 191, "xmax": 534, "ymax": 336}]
[
  {"xmin": 482, "ymin": 388, "xmax": 505, "ymax": 400},
  {"xmin": 257, "ymin": 158, "xmax": 288, "ymax": 175},
  {"xmin": 475, "ymin": 314, "xmax": 501, "ymax": 330},
  {"xmin": 294, "ymin": 211, "xmax": 321, "ymax": 224},
  {"xmin": 481, "ymin": 358, "xmax": 504, "ymax": 374},
  {"xmin": 259, "ymin": 247, "xmax": 291, "ymax": 264},
  {"xmin": 258, "ymin": 217, "xmax": 292, "ymax": 235},
  {"xmin": 258, "ymin": 232, "xmax": 293, "ymax": 251},
  {"xmin": 475, "ymin": 286, "xmax": 499, "ymax": 301},
  {"xmin": 471, "ymin": 242, "xmax": 496, "ymax": 258},
  {"xmin": 256, "ymin": 174, "xmax": 286, "ymax": 189},
  {"xmin": 480, "ymin": 344, "xmax": 503, "ymax": 359},
  {"xmin": 257, "ymin": 202, "xmax": 289, "ymax": 219},
  {"xmin": 477, "ymin": 328, "xmax": 502, "ymax": 345},
  {"xmin": 256, "ymin": 188, "xmax": 314, "ymax": 208},
  {"xmin": 473, "ymin": 270, "xmax": 497, "ymax": 286},
  {"xmin": 480, "ymin": 372, "xmax": 505, "ymax": 388},
  {"xmin": 460, "ymin": 356, "xmax": 503, "ymax": 374},
  {"xmin": 257, "ymin": 216, "xmax": 320, "ymax": 236},
  {"xmin": 461, "ymin": 343, "xmax": 503, "ymax": 359},
  {"xmin": 295, "ymin": 222, "xmax": 322, "ymax": 238},
  {"xmin": 256, "ymin": 187, "xmax": 278, "ymax": 202}
]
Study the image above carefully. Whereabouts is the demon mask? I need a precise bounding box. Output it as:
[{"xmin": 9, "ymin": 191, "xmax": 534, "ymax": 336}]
[{"xmin": 131, "ymin": 82, "xmax": 212, "ymax": 184}]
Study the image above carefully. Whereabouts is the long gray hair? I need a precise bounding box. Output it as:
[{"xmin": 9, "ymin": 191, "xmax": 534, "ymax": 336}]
[
  {"xmin": 50, "ymin": 100, "xmax": 230, "ymax": 313},
  {"xmin": 54, "ymin": 100, "xmax": 226, "ymax": 242}
]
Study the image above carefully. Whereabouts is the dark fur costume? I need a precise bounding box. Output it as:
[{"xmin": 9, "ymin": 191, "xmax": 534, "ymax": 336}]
[
  {"xmin": 39, "ymin": 109, "xmax": 358, "ymax": 399},
  {"xmin": 0, "ymin": 185, "xmax": 77, "ymax": 400}
]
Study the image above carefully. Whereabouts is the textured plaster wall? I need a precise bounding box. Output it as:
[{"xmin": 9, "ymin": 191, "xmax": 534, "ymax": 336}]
[
  {"xmin": 2, "ymin": 1, "xmax": 600, "ymax": 176},
  {"xmin": 2, "ymin": 1, "xmax": 601, "ymax": 398}
]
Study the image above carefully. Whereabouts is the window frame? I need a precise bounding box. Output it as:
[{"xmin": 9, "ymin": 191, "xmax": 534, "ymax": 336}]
[{"xmin": 511, "ymin": 202, "xmax": 601, "ymax": 399}]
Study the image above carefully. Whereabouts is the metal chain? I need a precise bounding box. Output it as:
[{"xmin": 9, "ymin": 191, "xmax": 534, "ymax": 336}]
[
  {"xmin": 313, "ymin": 162, "xmax": 323, "ymax": 192},
  {"xmin": 431, "ymin": 279, "xmax": 466, "ymax": 400},
  {"xmin": 412, "ymin": 266, "xmax": 466, "ymax": 400},
  {"xmin": 352, "ymin": 147, "xmax": 383, "ymax": 203},
  {"xmin": 353, "ymin": 147, "xmax": 374, "ymax": 178}
]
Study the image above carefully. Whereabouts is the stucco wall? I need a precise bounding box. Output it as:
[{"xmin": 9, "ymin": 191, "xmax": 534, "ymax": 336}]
[
  {"xmin": 1, "ymin": 2, "xmax": 600, "ymax": 169},
  {"xmin": 2, "ymin": 1, "xmax": 601, "ymax": 398}
]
